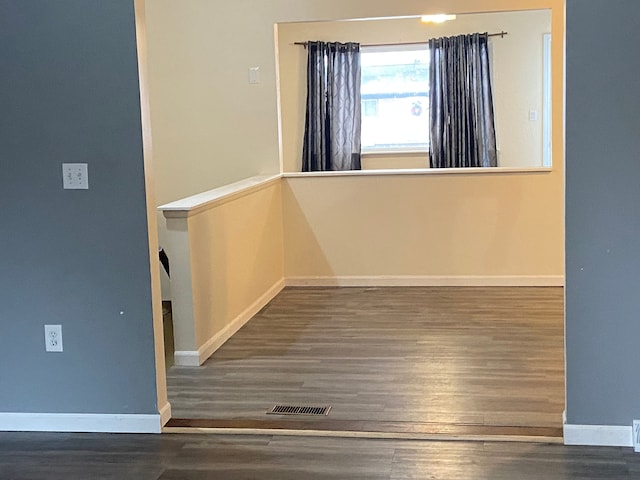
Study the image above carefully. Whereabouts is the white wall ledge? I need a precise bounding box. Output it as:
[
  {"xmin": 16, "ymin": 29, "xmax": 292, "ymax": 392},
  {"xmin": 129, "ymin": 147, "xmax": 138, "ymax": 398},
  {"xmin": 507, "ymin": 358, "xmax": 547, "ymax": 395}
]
[
  {"xmin": 284, "ymin": 167, "xmax": 553, "ymax": 178},
  {"xmin": 158, "ymin": 174, "xmax": 281, "ymax": 218},
  {"xmin": 159, "ymin": 167, "xmax": 553, "ymax": 218}
]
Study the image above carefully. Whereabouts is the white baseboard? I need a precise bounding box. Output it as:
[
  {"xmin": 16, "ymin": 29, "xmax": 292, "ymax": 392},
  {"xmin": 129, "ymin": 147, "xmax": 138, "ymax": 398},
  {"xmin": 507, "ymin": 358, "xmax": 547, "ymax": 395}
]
[
  {"xmin": 173, "ymin": 350, "xmax": 201, "ymax": 367},
  {"xmin": 0, "ymin": 412, "xmax": 163, "ymax": 434},
  {"xmin": 286, "ymin": 275, "xmax": 565, "ymax": 287},
  {"xmin": 563, "ymin": 423, "xmax": 633, "ymax": 447},
  {"xmin": 174, "ymin": 278, "xmax": 285, "ymax": 367}
]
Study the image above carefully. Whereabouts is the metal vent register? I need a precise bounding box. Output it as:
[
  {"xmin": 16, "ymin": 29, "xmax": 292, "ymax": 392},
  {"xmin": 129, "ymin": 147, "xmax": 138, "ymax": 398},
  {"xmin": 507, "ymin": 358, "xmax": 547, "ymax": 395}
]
[{"xmin": 267, "ymin": 405, "xmax": 332, "ymax": 416}]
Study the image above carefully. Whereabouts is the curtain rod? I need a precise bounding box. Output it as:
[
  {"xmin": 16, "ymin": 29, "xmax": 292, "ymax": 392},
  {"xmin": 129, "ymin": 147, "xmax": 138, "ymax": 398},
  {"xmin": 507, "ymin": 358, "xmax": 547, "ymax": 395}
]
[{"xmin": 294, "ymin": 32, "xmax": 508, "ymax": 48}]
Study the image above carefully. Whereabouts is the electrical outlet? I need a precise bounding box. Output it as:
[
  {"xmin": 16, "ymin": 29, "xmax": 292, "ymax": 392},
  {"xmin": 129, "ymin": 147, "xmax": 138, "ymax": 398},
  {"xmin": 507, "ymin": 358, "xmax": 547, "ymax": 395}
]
[
  {"xmin": 62, "ymin": 163, "xmax": 89, "ymax": 189},
  {"xmin": 634, "ymin": 420, "xmax": 640, "ymax": 453},
  {"xmin": 44, "ymin": 325, "xmax": 63, "ymax": 352}
]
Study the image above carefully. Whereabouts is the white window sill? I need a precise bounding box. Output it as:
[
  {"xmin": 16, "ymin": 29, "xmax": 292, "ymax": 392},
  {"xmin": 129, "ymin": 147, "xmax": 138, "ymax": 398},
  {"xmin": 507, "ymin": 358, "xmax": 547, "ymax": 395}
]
[
  {"xmin": 283, "ymin": 167, "xmax": 553, "ymax": 178},
  {"xmin": 362, "ymin": 150, "xmax": 428, "ymax": 156}
]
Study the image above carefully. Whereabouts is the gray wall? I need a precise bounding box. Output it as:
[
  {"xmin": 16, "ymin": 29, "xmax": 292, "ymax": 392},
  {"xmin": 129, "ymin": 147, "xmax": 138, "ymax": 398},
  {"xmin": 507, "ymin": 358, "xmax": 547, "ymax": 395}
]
[
  {"xmin": 565, "ymin": 0, "xmax": 640, "ymax": 426},
  {"xmin": 0, "ymin": 0, "xmax": 158, "ymax": 414}
]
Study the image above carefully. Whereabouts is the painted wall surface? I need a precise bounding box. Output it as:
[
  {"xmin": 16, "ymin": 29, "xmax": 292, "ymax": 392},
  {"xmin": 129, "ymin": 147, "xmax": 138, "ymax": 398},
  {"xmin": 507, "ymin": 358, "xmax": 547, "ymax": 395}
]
[
  {"xmin": 163, "ymin": 181, "xmax": 284, "ymax": 357},
  {"xmin": 0, "ymin": 0, "xmax": 158, "ymax": 414},
  {"xmin": 187, "ymin": 182, "xmax": 284, "ymax": 349},
  {"xmin": 284, "ymin": 172, "xmax": 562, "ymax": 279},
  {"xmin": 565, "ymin": 0, "xmax": 640, "ymax": 426},
  {"xmin": 278, "ymin": 10, "xmax": 550, "ymax": 172},
  {"xmin": 146, "ymin": 0, "xmax": 564, "ymax": 288},
  {"xmin": 145, "ymin": 0, "xmax": 561, "ymax": 204}
]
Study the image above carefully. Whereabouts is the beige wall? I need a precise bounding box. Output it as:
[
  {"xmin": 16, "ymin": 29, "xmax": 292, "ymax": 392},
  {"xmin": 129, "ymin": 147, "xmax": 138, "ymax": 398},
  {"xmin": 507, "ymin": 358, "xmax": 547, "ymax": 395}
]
[
  {"xmin": 145, "ymin": 0, "xmax": 561, "ymax": 203},
  {"xmin": 147, "ymin": 0, "xmax": 564, "ymax": 303},
  {"xmin": 361, "ymin": 154, "xmax": 428, "ymax": 171},
  {"xmin": 277, "ymin": 10, "xmax": 550, "ymax": 172},
  {"xmin": 283, "ymin": 171, "xmax": 562, "ymax": 279},
  {"xmin": 188, "ymin": 183, "xmax": 284, "ymax": 348},
  {"xmin": 163, "ymin": 180, "xmax": 284, "ymax": 364}
]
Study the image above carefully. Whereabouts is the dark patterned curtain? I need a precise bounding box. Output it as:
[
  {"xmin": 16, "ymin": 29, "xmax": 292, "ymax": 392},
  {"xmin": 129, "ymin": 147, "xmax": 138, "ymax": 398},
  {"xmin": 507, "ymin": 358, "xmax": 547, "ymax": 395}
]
[
  {"xmin": 429, "ymin": 33, "xmax": 498, "ymax": 168},
  {"xmin": 302, "ymin": 41, "xmax": 361, "ymax": 172}
]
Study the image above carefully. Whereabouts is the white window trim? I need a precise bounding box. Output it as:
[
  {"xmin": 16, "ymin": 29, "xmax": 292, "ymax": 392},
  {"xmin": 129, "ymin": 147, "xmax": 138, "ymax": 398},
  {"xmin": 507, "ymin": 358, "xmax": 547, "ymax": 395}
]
[
  {"xmin": 361, "ymin": 148, "xmax": 428, "ymax": 156},
  {"xmin": 542, "ymin": 33, "xmax": 552, "ymax": 168},
  {"xmin": 361, "ymin": 43, "xmax": 429, "ymax": 54}
]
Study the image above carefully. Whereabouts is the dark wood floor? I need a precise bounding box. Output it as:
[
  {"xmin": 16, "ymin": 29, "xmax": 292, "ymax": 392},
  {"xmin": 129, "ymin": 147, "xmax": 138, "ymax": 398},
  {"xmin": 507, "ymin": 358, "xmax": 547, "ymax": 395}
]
[
  {"xmin": 166, "ymin": 287, "xmax": 564, "ymax": 433},
  {"xmin": 2, "ymin": 432, "xmax": 639, "ymax": 479}
]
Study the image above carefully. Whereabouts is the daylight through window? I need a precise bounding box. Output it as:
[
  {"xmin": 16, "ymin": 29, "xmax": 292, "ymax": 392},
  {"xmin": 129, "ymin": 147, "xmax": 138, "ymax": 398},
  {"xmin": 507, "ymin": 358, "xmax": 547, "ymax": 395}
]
[{"xmin": 360, "ymin": 45, "xmax": 430, "ymax": 152}]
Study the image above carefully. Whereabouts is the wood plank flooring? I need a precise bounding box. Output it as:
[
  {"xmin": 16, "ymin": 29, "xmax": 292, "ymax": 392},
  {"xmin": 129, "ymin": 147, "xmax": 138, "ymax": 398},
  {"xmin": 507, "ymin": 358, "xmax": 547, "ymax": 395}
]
[
  {"xmin": 2, "ymin": 432, "xmax": 639, "ymax": 479},
  {"xmin": 166, "ymin": 287, "xmax": 565, "ymax": 431},
  {"xmin": 164, "ymin": 418, "xmax": 563, "ymax": 442}
]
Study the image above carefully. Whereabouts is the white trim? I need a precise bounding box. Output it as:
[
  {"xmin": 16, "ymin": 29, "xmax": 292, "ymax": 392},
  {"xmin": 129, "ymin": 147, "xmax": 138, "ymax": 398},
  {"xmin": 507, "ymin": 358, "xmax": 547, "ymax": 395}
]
[
  {"xmin": 159, "ymin": 402, "xmax": 172, "ymax": 427},
  {"xmin": 283, "ymin": 167, "xmax": 552, "ymax": 178},
  {"xmin": 542, "ymin": 33, "xmax": 552, "ymax": 168},
  {"xmin": 159, "ymin": 175, "xmax": 281, "ymax": 217},
  {"xmin": 286, "ymin": 275, "xmax": 565, "ymax": 287},
  {"xmin": 563, "ymin": 423, "xmax": 633, "ymax": 447},
  {"xmin": 133, "ymin": 0, "xmax": 170, "ymax": 440},
  {"xmin": 173, "ymin": 350, "xmax": 201, "ymax": 367},
  {"xmin": 361, "ymin": 42, "xmax": 428, "ymax": 54},
  {"xmin": 362, "ymin": 149, "xmax": 428, "ymax": 156},
  {"xmin": 0, "ymin": 412, "xmax": 162, "ymax": 434},
  {"xmin": 274, "ymin": 24, "xmax": 285, "ymax": 174},
  {"xmin": 174, "ymin": 279, "xmax": 286, "ymax": 366}
]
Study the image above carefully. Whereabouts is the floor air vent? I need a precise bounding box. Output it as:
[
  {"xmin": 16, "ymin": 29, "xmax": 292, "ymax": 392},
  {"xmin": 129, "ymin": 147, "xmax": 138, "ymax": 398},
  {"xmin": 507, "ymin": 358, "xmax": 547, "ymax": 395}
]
[{"xmin": 267, "ymin": 405, "xmax": 331, "ymax": 416}]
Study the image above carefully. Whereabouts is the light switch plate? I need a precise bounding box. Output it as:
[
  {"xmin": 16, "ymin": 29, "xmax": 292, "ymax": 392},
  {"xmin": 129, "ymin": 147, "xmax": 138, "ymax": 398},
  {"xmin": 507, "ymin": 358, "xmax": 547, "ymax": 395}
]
[
  {"xmin": 248, "ymin": 67, "xmax": 260, "ymax": 84},
  {"xmin": 62, "ymin": 163, "xmax": 89, "ymax": 189}
]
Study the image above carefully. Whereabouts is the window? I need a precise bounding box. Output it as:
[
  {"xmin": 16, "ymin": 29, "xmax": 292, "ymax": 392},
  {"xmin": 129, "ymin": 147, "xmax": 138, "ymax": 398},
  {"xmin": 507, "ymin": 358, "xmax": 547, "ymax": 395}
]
[{"xmin": 360, "ymin": 45, "xmax": 430, "ymax": 153}]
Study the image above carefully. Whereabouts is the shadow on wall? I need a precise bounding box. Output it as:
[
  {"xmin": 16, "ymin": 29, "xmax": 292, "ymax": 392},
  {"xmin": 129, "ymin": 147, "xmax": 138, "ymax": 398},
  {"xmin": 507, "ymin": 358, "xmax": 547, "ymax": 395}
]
[
  {"xmin": 187, "ymin": 184, "xmax": 286, "ymax": 347},
  {"xmin": 282, "ymin": 180, "xmax": 336, "ymax": 280}
]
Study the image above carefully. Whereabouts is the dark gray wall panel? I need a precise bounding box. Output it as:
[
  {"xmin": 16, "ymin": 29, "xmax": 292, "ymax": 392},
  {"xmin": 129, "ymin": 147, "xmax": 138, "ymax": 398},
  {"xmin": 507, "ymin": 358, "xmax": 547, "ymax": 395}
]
[
  {"xmin": 0, "ymin": 0, "xmax": 157, "ymax": 414},
  {"xmin": 565, "ymin": 0, "xmax": 640, "ymax": 425}
]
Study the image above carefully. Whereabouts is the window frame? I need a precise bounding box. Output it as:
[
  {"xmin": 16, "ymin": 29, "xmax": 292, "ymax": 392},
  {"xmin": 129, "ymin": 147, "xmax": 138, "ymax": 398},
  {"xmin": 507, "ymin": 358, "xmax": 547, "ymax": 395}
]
[{"xmin": 542, "ymin": 33, "xmax": 552, "ymax": 167}]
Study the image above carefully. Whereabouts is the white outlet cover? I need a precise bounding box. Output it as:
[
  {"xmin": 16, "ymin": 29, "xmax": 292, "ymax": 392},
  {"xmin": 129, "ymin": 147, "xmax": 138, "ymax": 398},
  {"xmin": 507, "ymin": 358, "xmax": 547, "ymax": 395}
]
[
  {"xmin": 634, "ymin": 420, "xmax": 640, "ymax": 453},
  {"xmin": 62, "ymin": 163, "xmax": 89, "ymax": 190},
  {"xmin": 44, "ymin": 324, "xmax": 63, "ymax": 352}
]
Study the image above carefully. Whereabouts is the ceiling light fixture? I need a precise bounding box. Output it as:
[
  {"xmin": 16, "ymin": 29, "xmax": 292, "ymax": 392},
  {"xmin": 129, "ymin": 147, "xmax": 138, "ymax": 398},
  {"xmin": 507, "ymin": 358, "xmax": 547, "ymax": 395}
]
[{"xmin": 421, "ymin": 14, "xmax": 457, "ymax": 23}]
